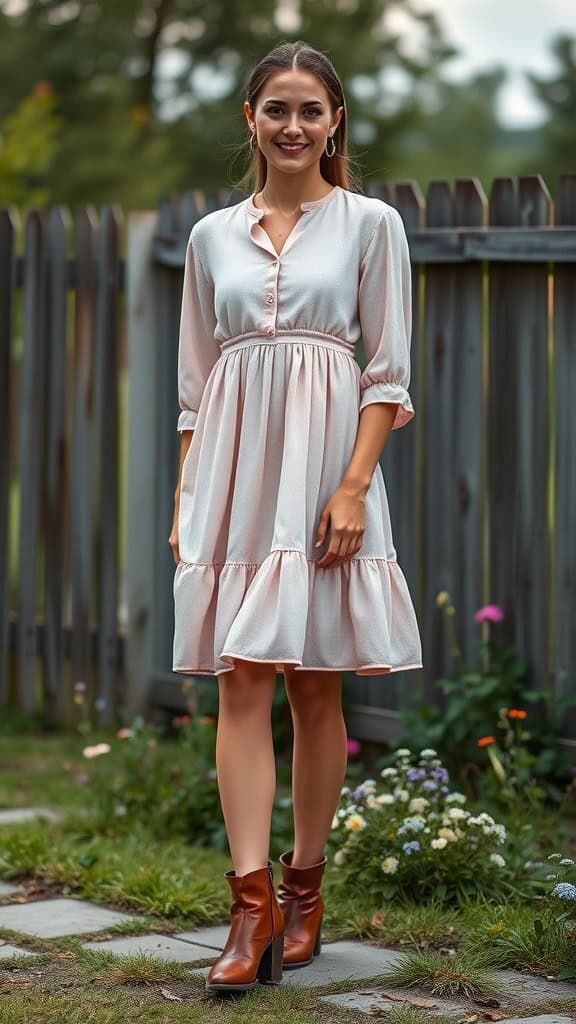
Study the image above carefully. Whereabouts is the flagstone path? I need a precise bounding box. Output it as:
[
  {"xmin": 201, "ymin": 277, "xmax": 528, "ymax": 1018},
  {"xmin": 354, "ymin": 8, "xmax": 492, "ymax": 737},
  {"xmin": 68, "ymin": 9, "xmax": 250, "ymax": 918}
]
[{"xmin": 1, "ymin": 807, "xmax": 575, "ymax": 1021}]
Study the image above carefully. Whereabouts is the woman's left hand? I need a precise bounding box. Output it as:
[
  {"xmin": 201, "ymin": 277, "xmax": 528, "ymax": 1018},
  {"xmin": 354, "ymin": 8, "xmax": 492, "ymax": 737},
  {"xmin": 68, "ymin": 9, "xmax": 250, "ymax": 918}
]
[{"xmin": 315, "ymin": 485, "xmax": 366, "ymax": 568}]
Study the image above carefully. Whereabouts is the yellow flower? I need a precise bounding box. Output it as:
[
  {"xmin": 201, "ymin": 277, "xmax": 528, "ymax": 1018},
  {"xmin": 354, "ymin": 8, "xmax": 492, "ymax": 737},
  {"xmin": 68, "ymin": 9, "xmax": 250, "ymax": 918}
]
[{"xmin": 344, "ymin": 814, "xmax": 366, "ymax": 832}]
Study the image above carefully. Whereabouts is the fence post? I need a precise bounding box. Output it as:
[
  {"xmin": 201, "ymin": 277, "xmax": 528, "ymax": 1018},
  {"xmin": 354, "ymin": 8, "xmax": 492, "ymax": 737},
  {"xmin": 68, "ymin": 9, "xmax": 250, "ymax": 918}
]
[{"xmin": 125, "ymin": 211, "xmax": 160, "ymax": 718}]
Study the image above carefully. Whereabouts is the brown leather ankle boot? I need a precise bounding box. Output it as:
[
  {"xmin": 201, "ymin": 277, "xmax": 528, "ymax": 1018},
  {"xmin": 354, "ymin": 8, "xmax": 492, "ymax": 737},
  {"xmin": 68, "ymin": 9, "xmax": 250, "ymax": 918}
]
[
  {"xmin": 206, "ymin": 864, "xmax": 285, "ymax": 993},
  {"xmin": 276, "ymin": 849, "xmax": 326, "ymax": 968}
]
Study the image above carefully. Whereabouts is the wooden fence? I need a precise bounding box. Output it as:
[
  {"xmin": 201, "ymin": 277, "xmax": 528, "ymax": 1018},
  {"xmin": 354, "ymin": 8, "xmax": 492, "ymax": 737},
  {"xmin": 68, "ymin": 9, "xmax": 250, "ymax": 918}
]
[{"xmin": 1, "ymin": 173, "xmax": 576, "ymax": 741}]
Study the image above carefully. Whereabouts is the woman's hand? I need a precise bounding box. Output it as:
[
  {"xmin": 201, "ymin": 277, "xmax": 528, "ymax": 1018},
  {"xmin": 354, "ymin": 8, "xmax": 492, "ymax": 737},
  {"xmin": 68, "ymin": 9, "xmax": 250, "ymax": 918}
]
[
  {"xmin": 169, "ymin": 492, "xmax": 181, "ymax": 566},
  {"xmin": 315, "ymin": 484, "xmax": 366, "ymax": 568}
]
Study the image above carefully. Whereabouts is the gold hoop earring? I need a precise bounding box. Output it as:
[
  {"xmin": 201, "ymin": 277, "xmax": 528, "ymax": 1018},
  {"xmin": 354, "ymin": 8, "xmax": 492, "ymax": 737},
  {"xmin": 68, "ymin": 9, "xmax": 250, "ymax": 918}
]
[
  {"xmin": 250, "ymin": 130, "xmax": 256, "ymax": 153},
  {"xmin": 325, "ymin": 133, "xmax": 336, "ymax": 158}
]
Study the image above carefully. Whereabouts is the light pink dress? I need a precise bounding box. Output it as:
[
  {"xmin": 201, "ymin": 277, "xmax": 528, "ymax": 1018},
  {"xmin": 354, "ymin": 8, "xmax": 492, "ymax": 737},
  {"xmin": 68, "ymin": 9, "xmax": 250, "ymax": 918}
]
[{"xmin": 173, "ymin": 184, "xmax": 423, "ymax": 676}]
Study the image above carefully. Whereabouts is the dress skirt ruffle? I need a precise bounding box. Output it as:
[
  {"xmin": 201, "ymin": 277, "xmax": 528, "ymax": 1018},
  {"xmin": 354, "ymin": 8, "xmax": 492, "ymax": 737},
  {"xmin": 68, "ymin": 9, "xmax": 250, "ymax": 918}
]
[{"xmin": 173, "ymin": 333, "xmax": 422, "ymax": 676}]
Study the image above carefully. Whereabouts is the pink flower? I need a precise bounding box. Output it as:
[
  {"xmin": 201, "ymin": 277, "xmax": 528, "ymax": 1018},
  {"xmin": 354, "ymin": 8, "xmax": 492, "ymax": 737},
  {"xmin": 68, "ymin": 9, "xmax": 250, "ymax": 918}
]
[
  {"xmin": 74, "ymin": 681, "xmax": 87, "ymax": 693},
  {"xmin": 474, "ymin": 604, "xmax": 504, "ymax": 624},
  {"xmin": 82, "ymin": 743, "xmax": 111, "ymax": 758},
  {"xmin": 346, "ymin": 738, "xmax": 361, "ymax": 757},
  {"xmin": 116, "ymin": 728, "xmax": 134, "ymax": 739}
]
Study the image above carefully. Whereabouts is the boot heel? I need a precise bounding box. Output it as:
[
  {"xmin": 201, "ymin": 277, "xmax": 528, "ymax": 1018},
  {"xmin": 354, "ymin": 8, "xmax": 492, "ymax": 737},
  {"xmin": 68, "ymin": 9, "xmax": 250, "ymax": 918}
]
[
  {"xmin": 257, "ymin": 933, "xmax": 284, "ymax": 985},
  {"xmin": 313, "ymin": 917, "xmax": 322, "ymax": 956}
]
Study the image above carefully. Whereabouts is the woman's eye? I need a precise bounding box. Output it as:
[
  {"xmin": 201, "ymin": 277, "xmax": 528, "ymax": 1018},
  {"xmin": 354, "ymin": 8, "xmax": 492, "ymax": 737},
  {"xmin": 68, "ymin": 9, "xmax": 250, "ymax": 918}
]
[{"xmin": 266, "ymin": 107, "xmax": 321, "ymax": 116}]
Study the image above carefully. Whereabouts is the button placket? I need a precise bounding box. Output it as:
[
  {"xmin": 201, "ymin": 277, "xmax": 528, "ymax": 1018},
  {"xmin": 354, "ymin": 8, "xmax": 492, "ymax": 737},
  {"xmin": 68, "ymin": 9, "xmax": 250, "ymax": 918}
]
[{"xmin": 263, "ymin": 255, "xmax": 279, "ymax": 335}]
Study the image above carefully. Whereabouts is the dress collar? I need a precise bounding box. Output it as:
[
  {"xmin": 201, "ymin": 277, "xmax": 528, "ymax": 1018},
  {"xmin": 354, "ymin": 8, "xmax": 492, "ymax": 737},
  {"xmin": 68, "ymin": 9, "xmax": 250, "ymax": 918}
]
[{"xmin": 246, "ymin": 185, "xmax": 340, "ymax": 219}]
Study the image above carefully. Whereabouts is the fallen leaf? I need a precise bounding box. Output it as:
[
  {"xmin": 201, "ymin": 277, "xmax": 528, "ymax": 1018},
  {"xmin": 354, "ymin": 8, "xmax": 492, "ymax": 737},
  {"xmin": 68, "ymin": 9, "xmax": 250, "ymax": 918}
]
[{"xmin": 160, "ymin": 988, "xmax": 182, "ymax": 1002}]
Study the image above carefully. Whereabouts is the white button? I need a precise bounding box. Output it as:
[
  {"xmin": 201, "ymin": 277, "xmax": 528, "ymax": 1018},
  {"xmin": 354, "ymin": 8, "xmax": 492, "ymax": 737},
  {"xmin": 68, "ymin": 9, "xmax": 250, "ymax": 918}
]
[
  {"xmin": 265, "ymin": 293, "xmax": 274, "ymax": 304},
  {"xmin": 266, "ymin": 326, "xmax": 274, "ymax": 335}
]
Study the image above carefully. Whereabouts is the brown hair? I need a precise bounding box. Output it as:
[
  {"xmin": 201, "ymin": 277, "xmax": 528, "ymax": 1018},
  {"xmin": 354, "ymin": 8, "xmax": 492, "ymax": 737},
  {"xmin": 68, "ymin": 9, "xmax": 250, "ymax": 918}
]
[{"xmin": 232, "ymin": 40, "xmax": 362, "ymax": 196}]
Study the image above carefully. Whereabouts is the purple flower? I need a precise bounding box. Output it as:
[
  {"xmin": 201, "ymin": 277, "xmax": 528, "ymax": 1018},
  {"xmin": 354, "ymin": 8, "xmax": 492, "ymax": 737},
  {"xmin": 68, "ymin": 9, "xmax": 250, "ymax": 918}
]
[
  {"xmin": 552, "ymin": 882, "xmax": 576, "ymax": 901},
  {"xmin": 407, "ymin": 768, "xmax": 426, "ymax": 782},
  {"xmin": 475, "ymin": 604, "xmax": 504, "ymax": 624},
  {"xmin": 440, "ymin": 785, "xmax": 450, "ymax": 794},
  {"xmin": 432, "ymin": 768, "xmax": 449, "ymax": 781},
  {"xmin": 402, "ymin": 840, "xmax": 421, "ymax": 855},
  {"xmin": 347, "ymin": 738, "xmax": 361, "ymax": 757},
  {"xmin": 421, "ymin": 780, "xmax": 438, "ymax": 792},
  {"xmin": 74, "ymin": 681, "xmax": 87, "ymax": 693}
]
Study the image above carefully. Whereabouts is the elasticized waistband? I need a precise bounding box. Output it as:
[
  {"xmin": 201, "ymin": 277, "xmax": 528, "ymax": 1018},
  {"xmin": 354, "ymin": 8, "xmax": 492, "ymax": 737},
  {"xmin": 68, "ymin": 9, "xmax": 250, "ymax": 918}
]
[{"xmin": 219, "ymin": 330, "xmax": 357, "ymax": 357}]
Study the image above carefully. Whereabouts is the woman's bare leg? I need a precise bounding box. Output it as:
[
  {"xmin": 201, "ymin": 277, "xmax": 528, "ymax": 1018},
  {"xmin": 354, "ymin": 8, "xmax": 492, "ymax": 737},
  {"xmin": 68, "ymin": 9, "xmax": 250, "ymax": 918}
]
[
  {"xmin": 284, "ymin": 669, "xmax": 348, "ymax": 866},
  {"xmin": 216, "ymin": 659, "xmax": 277, "ymax": 877}
]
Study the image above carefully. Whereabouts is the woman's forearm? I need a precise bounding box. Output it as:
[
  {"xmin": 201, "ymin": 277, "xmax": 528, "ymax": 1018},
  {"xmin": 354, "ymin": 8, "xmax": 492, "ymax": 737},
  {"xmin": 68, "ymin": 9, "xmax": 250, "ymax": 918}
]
[
  {"xmin": 174, "ymin": 430, "xmax": 194, "ymax": 499},
  {"xmin": 339, "ymin": 403, "xmax": 397, "ymax": 496}
]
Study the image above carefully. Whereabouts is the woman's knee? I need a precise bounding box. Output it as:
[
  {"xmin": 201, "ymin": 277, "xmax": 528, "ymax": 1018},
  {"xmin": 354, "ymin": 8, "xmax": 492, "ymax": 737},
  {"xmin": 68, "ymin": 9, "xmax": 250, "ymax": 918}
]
[
  {"xmin": 284, "ymin": 671, "xmax": 342, "ymax": 723},
  {"xmin": 218, "ymin": 659, "xmax": 276, "ymax": 717}
]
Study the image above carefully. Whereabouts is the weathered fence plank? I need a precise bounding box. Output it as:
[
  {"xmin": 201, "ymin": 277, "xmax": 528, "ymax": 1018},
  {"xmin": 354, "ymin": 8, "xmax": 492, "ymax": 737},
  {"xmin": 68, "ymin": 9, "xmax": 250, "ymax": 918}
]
[
  {"xmin": 488, "ymin": 175, "xmax": 551, "ymax": 692},
  {"xmin": 43, "ymin": 207, "xmax": 70, "ymax": 726},
  {"xmin": 70, "ymin": 208, "xmax": 98, "ymax": 700},
  {"xmin": 553, "ymin": 174, "xmax": 576, "ymax": 725},
  {"xmin": 125, "ymin": 211, "xmax": 161, "ymax": 716},
  {"xmin": 0, "ymin": 209, "xmax": 17, "ymax": 706},
  {"xmin": 17, "ymin": 211, "xmax": 47, "ymax": 713},
  {"xmin": 94, "ymin": 205, "xmax": 122, "ymax": 726}
]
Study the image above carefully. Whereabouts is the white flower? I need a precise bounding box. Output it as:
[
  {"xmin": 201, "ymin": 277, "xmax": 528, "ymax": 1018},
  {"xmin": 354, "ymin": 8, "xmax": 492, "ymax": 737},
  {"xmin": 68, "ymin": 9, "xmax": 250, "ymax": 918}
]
[
  {"xmin": 82, "ymin": 743, "xmax": 111, "ymax": 758},
  {"xmin": 430, "ymin": 758, "xmax": 443, "ymax": 767},
  {"xmin": 338, "ymin": 808, "xmax": 347, "ymax": 819},
  {"xmin": 381, "ymin": 856, "xmax": 399, "ymax": 874},
  {"xmin": 431, "ymin": 837, "xmax": 448, "ymax": 850},
  {"xmin": 331, "ymin": 814, "xmax": 340, "ymax": 829},
  {"xmin": 363, "ymin": 779, "xmax": 377, "ymax": 789},
  {"xmin": 445, "ymin": 792, "xmax": 467, "ymax": 804},
  {"xmin": 490, "ymin": 853, "xmax": 506, "ymax": 868},
  {"xmin": 334, "ymin": 850, "xmax": 347, "ymax": 866},
  {"xmin": 408, "ymin": 797, "xmax": 430, "ymax": 814},
  {"xmin": 560, "ymin": 858, "xmax": 575, "ymax": 866},
  {"xmin": 438, "ymin": 827, "xmax": 458, "ymax": 843},
  {"xmin": 366, "ymin": 795, "xmax": 379, "ymax": 809},
  {"xmin": 447, "ymin": 807, "xmax": 469, "ymax": 821},
  {"xmin": 381, "ymin": 767, "xmax": 398, "ymax": 779},
  {"xmin": 395, "ymin": 748, "xmax": 411, "ymax": 758},
  {"xmin": 419, "ymin": 749, "xmax": 437, "ymax": 758},
  {"xmin": 375, "ymin": 793, "xmax": 395, "ymax": 805},
  {"xmin": 394, "ymin": 788, "xmax": 410, "ymax": 803},
  {"xmin": 345, "ymin": 814, "xmax": 366, "ymax": 832}
]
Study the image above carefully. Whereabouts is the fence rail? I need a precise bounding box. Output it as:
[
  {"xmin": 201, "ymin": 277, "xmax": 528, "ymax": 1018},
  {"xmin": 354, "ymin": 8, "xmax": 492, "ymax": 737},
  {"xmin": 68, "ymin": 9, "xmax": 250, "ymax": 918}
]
[{"xmin": 1, "ymin": 173, "xmax": 576, "ymax": 741}]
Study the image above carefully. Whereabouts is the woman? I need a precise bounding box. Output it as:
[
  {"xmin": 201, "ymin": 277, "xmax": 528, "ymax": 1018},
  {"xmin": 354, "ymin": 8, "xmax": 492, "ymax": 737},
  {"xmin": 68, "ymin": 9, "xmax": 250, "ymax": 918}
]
[{"xmin": 169, "ymin": 40, "xmax": 423, "ymax": 994}]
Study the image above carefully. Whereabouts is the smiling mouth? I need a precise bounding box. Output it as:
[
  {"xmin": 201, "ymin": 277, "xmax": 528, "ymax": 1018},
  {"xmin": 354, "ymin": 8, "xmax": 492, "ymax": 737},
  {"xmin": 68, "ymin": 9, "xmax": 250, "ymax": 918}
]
[{"xmin": 275, "ymin": 142, "xmax": 309, "ymax": 151}]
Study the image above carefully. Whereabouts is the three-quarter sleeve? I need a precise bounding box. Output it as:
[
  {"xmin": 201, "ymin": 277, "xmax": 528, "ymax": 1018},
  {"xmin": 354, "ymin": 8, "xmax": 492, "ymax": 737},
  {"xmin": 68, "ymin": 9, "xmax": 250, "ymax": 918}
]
[
  {"xmin": 177, "ymin": 225, "xmax": 220, "ymax": 433},
  {"xmin": 357, "ymin": 206, "xmax": 415, "ymax": 430}
]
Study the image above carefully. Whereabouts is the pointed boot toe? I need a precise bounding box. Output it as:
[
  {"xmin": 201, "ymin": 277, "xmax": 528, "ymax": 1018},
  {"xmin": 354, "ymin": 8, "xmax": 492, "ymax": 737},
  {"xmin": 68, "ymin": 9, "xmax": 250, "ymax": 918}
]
[{"xmin": 206, "ymin": 864, "xmax": 285, "ymax": 993}]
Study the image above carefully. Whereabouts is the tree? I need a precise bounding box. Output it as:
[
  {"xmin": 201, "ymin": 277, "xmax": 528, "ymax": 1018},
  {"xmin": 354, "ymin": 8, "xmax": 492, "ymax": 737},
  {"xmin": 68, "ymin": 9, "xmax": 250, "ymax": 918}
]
[
  {"xmin": 0, "ymin": 84, "xmax": 60, "ymax": 206},
  {"xmin": 0, "ymin": 0, "xmax": 460, "ymax": 206},
  {"xmin": 526, "ymin": 34, "xmax": 576, "ymax": 185}
]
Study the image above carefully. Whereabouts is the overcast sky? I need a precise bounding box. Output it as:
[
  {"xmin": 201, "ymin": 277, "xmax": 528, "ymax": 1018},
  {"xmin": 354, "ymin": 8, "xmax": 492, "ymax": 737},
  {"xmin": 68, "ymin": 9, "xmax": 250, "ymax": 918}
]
[{"xmin": 407, "ymin": 0, "xmax": 575, "ymax": 126}]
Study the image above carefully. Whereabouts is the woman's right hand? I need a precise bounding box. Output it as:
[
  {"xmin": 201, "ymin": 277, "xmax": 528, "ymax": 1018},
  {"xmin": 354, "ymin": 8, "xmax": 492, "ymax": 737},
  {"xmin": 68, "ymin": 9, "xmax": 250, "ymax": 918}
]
[{"xmin": 169, "ymin": 495, "xmax": 180, "ymax": 566}]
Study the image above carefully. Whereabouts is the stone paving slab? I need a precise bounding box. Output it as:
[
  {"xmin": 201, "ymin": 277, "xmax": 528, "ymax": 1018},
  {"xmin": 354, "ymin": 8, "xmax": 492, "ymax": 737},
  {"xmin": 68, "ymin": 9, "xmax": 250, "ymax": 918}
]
[
  {"xmin": 192, "ymin": 941, "xmax": 403, "ymax": 987},
  {"xmin": 493, "ymin": 970, "xmax": 576, "ymax": 1008},
  {"xmin": 0, "ymin": 808, "xmax": 60, "ymax": 825},
  {"xmin": 495, "ymin": 1018, "xmax": 575, "ymax": 1024},
  {"xmin": 0, "ymin": 881, "xmax": 21, "ymax": 897},
  {"xmin": 175, "ymin": 925, "xmax": 228, "ymax": 950},
  {"xmin": 0, "ymin": 942, "xmax": 38, "ymax": 960},
  {"xmin": 82, "ymin": 934, "xmax": 218, "ymax": 963},
  {"xmin": 320, "ymin": 988, "xmax": 466, "ymax": 1017},
  {"xmin": 0, "ymin": 898, "xmax": 139, "ymax": 938}
]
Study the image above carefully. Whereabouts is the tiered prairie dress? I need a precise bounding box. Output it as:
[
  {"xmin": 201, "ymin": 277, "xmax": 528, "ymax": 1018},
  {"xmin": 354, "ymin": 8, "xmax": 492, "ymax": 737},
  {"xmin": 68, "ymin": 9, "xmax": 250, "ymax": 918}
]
[{"xmin": 172, "ymin": 184, "xmax": 423, "ymax": 676}]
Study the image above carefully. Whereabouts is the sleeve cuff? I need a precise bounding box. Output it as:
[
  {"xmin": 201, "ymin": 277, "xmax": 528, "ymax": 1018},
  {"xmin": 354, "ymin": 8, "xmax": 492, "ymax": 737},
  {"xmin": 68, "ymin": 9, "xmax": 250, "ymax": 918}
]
[
  {"xmin": 177, "ymin": 409, "xmax": 198, "ymax": 433},
  {"xmin": 359, "ymin": 380, "xmax": 415, "ymax": 430}
]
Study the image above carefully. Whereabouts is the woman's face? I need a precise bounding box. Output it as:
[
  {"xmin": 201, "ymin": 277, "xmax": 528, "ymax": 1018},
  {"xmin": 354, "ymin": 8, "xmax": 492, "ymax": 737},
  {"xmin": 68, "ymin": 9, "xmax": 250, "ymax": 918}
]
[{"xmin": 244, "ymin": 68, "xmax": 343, "ymax": 175}]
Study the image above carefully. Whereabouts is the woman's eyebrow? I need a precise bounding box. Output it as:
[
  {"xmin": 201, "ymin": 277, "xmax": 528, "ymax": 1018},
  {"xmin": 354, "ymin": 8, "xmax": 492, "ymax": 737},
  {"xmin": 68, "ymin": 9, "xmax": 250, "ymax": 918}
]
[{"xmin": 263, "ymin": 98, "xmax": 324, "ymax": 106}]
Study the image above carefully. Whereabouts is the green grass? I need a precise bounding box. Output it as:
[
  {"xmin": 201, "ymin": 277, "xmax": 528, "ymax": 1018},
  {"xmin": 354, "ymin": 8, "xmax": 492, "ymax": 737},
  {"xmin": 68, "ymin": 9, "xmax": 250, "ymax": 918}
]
[
  {"xmin": 2, "ymin": 728, "xmax": 576, "ymax": 1021},
  {"xmin": 375, "ymin": 950, "xmax": 503, "ymax": 999}
]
